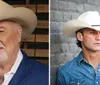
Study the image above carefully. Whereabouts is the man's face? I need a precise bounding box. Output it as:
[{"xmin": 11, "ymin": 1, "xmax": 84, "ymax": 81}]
[
  {"xmin": 0, "ymin": 21, "xmax": 22, "ymax": 62},
  {"xmin": 77, "ymin": 28, "xmax": 100, "ymax": 52}
]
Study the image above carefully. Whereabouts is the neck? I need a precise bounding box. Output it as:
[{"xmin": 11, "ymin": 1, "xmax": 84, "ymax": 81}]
[{"xmin": 82, "ymin": 49, "xmax": 100, "ymax": 70}]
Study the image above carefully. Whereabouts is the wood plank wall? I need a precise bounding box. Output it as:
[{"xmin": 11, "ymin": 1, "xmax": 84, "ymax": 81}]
[{"xmin": 3, "ymin": 0, "xmax": 49, "ymax": 65}]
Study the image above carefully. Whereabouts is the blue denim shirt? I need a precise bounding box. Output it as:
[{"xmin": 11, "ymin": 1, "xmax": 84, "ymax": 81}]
[{"xmin": 57, "ymin": 52, "xmax": 100, "ymax": 85}]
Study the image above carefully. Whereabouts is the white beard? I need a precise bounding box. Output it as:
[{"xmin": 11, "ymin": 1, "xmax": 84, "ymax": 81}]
[{"xmin": 0, "ymin": 50, "xmax": 8, "ymax": 63}]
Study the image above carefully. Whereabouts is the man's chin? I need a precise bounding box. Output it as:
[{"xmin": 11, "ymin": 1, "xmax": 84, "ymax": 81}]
[
  {"xmin": 0, "ymin": 50, "xmax": 8, "ymax": 63},
  {"xmin": 91, "ymin": 48, "xmax": 100, "ymax": 52},
  {"xmin": 0, "ymin": 56, "xmax": 8, "ymax": 63}
]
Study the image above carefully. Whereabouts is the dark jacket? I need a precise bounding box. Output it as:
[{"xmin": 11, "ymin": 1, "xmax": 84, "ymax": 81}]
[{"xmin": 9, "ymin": 51, "xmax": 48, "ymax": 85}]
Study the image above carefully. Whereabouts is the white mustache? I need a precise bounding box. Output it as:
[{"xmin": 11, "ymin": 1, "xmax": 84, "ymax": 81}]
[{"xmin": 0, "ymin": 42, "xmax": 7, "ymax": 62}]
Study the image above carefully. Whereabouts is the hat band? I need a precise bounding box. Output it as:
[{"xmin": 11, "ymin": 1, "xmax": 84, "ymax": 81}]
[{"xmin": 92, "ymin": 25, "xmax": 100, "ymax": 26}]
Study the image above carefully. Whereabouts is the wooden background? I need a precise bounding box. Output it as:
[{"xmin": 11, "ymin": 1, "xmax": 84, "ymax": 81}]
[{"xmin": 3, "ymin": 0, "xmax": 49, "ymax": 65}]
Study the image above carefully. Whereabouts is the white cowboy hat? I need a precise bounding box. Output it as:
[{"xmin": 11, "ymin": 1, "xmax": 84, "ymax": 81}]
[
  {"xmin": 64, "ymin": 11, "xmax": 100, "ymax": 38},
  {"xmin": 0, "ymin": 0, "xmax": 37, "ymax": 40}
]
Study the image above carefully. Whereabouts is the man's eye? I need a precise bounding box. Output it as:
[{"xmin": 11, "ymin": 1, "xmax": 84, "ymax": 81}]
[{"xmin": 90, "ymin": 31, "xmax": 94, "ymax": 34}]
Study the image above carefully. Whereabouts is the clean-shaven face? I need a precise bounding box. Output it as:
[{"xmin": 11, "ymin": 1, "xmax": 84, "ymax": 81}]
[{"xmin": 77, "ymin": 28, "xmax": 100, "ymax": 52}]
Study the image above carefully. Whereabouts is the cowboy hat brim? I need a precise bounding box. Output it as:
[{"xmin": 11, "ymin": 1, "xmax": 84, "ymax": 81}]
[
  {"xmin": 64, "ymin": 19, "xmax": 100, "ymax": 38},
  {"xmin": 0, "ymin": 1, "xmax": 37, "ymax": 40}
]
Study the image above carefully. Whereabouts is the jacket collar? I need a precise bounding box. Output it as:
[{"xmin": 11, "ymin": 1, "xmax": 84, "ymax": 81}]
[{"xmin": 8, "ymin": 50, "xmax": 33, "ymax": 85}]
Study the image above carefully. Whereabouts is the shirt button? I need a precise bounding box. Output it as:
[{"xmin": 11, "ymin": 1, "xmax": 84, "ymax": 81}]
[
  {"xmin": 96, "ymin": 82, "xmax": 98, "ymax": 84},
  {"xmin": 98, "ymin": 69, "xmax": 100, "ymax": 71},
  {"xmin": 77, "ymin": 83, "xmax": 80, "ymax": 85}
]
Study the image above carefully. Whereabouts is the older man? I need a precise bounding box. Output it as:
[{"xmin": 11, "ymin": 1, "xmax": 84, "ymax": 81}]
[
  {"xmin": 57, "ymin": 11, "xmax": 100, "ymax": 85},
  {"xmin": 0, "ymin": 1, "xmax": 48, "ymax": 85}
]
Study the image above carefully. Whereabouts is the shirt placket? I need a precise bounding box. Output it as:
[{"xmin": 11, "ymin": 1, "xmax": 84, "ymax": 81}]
[
  {"xmin": 81, "ymin": 60, "xmax": 95, "ymax": 80},
  {"xmin": 80, "ymin": 60, "xmax": 96, "ymax": 85},
  {"xmin": 95, "ymin": 64, "xmax": 100, "ymax": 85}
]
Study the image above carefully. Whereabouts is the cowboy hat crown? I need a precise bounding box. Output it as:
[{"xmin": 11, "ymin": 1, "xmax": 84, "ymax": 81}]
[
  {"xmin": 64, "ymin": 11, "xmax": 100, "ymax": 38},
  {"xmin": 0, "ymin": 0, "xmax": 37, "ymax": 40}
]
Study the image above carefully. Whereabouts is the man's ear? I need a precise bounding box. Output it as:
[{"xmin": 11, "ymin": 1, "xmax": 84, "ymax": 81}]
[
  {"xmin": 17, "ymin": 27, "xmax": 22, "ymax": 43},
  {"xmin": 76, "ymin": 32, "xmax": 83, "ymax": 41}
]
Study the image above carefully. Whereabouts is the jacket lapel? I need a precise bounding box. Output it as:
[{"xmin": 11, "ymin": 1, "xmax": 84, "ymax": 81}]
[{"xmin": 8, "ymin": 51, "xmax": 32, "ymax": 85}]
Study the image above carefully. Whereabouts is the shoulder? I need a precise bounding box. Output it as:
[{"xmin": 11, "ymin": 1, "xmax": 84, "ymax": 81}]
[
  {"xmin": 26, "ymin": 60, "xmax": 48, "ymax": 85},
  {"xmin": 58, "ymin": 56, "xmax": 79, "ymax": 73},
  {"xmin": 21, "ymin": 50, "xmax": 48, "ymax": 85},
  {"xmin": 57, "ymin": 57, "xmax": 79, "ymax": 85},
  {"xmin": 22, "ymin": 51, "xmax": 48, "ymax": 76},
  {"xmin": 22, "ymin": 50, "xmax": 48, "ymax": 72},
  {"xmin": 27, "ymin": 58, "xmax": 48, "ymax": 74}
]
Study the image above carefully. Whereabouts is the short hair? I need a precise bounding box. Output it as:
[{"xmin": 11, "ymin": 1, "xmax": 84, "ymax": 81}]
[{"xmin": 76, "ymin": 28, "xmax": 84, "ymax": 48}]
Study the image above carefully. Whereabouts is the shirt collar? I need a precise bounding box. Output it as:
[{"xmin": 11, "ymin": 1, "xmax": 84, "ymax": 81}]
[
  {"xmin": 77, "ymin": 51, "xmax": 87, "ymax": 65},
  {"xmin": 6, "ymin": 49, "xmax": 23, "ymax": 75}
]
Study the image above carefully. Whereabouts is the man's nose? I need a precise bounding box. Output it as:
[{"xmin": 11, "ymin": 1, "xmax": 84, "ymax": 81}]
[{"xmin": 95, "ymin": 32, "xmax": 100, "ymax": 40}]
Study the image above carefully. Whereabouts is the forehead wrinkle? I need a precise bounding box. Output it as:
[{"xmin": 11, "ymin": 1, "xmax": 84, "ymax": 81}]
[
  {"xmin": 86, "ymin": 28, "xmax": 100, "ymax": 32},
  {"xmin": 0, "ymin": 21, "xmax": 22, "ymax": 34},
  {"xmin": 0, "ymin": 20, "xmax": 21, "ymax": 28}
]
